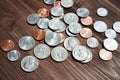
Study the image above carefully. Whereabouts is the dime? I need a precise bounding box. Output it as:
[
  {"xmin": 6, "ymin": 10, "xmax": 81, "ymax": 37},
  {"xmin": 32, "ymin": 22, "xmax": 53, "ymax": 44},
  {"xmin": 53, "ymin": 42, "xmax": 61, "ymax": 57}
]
[
  {"xmin": 87, "ymin": 37, "xmax": 99, "ymax": 48},
  {"xmin": 80, "ymin": 16, "xmax": 93, "ymax": 26},
  {"xmin": 27, "ymin": 14, "xmax": 39, "ymax": 25},
  {"xmin": 61, "ymin": 0, "xmax": 74, "ymax": 8},
  {"xmin": 44, "ymin": 0, "xmax": 56, "ymax": 4},
  {"xmin": 38, "ymin": 8, "xmax": 49, "ymax": 18},
  {"xmin": 21, "ymin": 56, "xmax": 39, "ymax": 72},
  {"xmin": 66, "ymin": 27, "xmax": 77, "ymax": 37},
  {"xmin": 76, "ymin": 8, "xmax": 90, "ymax": 17},
  {"xmin": 18, "ymin": 36, "xmax": 35, "ymax": 50},
  {"xmin": 34, "ymin": 44, "xmax": 51, "ymax": 59},
  {"xmin": 80, "ymin": 28, "xmax": 92, "ymax": 38},
  {"xmin": 51, "ymin": 46, "xmax": 68, "ymax": 62},
  {"xmin": 113, "ymin": 21, "xmax": 120, "ymax": 33},
  {"xmin": 55, "ymin": 21, "xmax": 66, "ymax": 32},
  {"xmin": 59, "ymin": 33, "xmax": 66, "ymax": 43},
  {"xmin": 64, "ymin": 37, "xmax": 80, "ymax": 51},
  {"xmin": 7, "ymin": 50, "xmax": 20, "ymax": 61},
  {"xmin": 97, "ymin": 8, "xmax": 108, "ymax": 17},
  {"xmin": 54, "ymin": 1, "xmax": 61, "ymax": 7},
  {"xmin": 37, "ymin": 18, "xmax": 49, "ymax": 29},
  {"xmin": 105, "ymin": 29, "xmax": 117, "ymax": 38}
]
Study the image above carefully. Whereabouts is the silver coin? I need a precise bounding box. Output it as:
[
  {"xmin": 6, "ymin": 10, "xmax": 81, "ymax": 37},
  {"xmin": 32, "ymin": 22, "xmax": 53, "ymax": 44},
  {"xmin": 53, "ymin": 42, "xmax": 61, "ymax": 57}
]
[
  {"xmin": 44, "ymin": 29, "xmax": 54, "ymax": 36},
  {"xmin": 18, "ymin": 36, "xmax": 35, "ymax": 50},
  {"xmin": 66, "ymin": 27, "xmax": 77, "ymax": 37},
  {"xmin": 34, "ymin": 44, "xmax": 51, "ymax": 59},
  {"xmin": 21, "ymin": 56, "xmax": 39, "ymax": 72},
  {"xmin": 97, "ymin": 8, "xmax": 108, "ymax": 17},
  {"xmin": 68, "ymin": 23, "xmax": 82, "ymax": 34},
  {"xmin": 44, "ymin": 0, "xmax": 56, "ymax": 4},
  {"xmin": 27, "ymin": 14, "xmax": 39, "ymax": 25},
  {"xmin": 93, "ymin": 21, "xmax": 107, "ymax": 32},
  {"xmin": 51, "ymin": 46, "xmax": 68, "ymax": 62},
  {"xmin": 61, "ymin": 0, "xmax": 74, "ymax": 8},
  {"xmin": 51, "ymin": 13, "xmax": 64, "ymax": 19},
  {"xmin": 7, "ymin": 50, "xmax": 20, "ymax": 61},
  {"xmin": 76, "ymin": 8, "xmax": 90, "ymax": 17},
  {"xmin": 37, "ymin": 18, "xmax": 49, "ymax": 29},
  {"xmin": 64, "ymin": 13, "xmax": 79, "ymax": 24},
  {"xmin": 87, "ymin": 37, "xmax": 99, "ymax": 48},
  {"xmin": 103, "ymin": 38, "xmax": 118, "ymax": 51},
  {"xmin": 113, "ymin": 21, "xmax": 120, "ymax": 33},
  {"xmin": 64, "ymin": 37, "xmax": 80, "ymax": 51},
  {"xmin": 55, "ymin": 21, "xmax": 66, "ymax": 32},
  {"xmin": 45, "ymin": 32, "xmax": 61, "ymax": 46},
  {"xmin": 105, "ymin": 29, "xmax": 117, "ymax": 38}
]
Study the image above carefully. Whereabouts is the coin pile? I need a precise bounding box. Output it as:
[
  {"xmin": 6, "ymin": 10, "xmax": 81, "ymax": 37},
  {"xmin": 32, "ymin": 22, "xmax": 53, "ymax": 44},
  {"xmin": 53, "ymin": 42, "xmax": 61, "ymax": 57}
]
[{"xmin": 1, "ymin": 0, "xmax": 120, "ymax": 72}]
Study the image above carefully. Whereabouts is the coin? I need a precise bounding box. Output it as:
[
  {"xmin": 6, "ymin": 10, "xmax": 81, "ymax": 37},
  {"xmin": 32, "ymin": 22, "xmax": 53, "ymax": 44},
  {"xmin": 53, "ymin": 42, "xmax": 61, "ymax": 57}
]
[
  {"xmin": 113, "ymin": 21, "xmax": 120, "ymax": 33},
  {"xmin": 54, "ymin": 1, "xmax": 61, "ymax": 7},
  {"xmin": 103, "ymin": 38, "xmax": 118, "ymax": 51},
  {"xmin": 99, "ymin": 49, "xmax": 113, "ymax": 61},
  {"xmin": 76, "ymin": 8, "xmax": 90, "ymax": 17},
  {"xmin": 105, "ymin": 29, "xmax": 117, "ymax": 38},
  {"xmin": 34, "ymin": 44, "xmax": 51, "ymax": 59},
  {"xmin": 37, "ymin": 18, "xmax": 49, "ymax": 29},
  {"xmin": 44, "ymin": 29, "xmax": 53, "ymax": 36},
  {"xmin": 80, "ymin": 16, "xmax": 93, "ymax": 26},
  {"xmin": 7, "ymin": 50, "xmax": 20, "ymax": 61},
  {"xmin": 61, "ymin": 0, "xmax": 74, "ymax": 8},
  {"xmin": 64, "ymin": 37, "xmax": 80, "ymax": 51},
  {"xmin": 51, "ymin": 12, "xmax": 64, "ymax": 19},
  {"xmin": 33, "ymin": 29, "xmax": 45, "ymax": 41},
  {"xmin": 27, "ymin": 14, "xmax": 39, "ymax": 25},
  {"xmin": 80, "ymin": 28, "xmax": 92, "ymax": 38},
  {"xmin": 66, "ymin": 27, "xmax": 77, "ymax": 37},
  {"xmin": 59, "ymin": 33, "xmax": 66, "ymax": 43},
  {"xmin": 1, "ymin": 40, "xmax": 15, "ymax": 51},
  {"xmin": 18, "ymin": 36, "xmax": 35, "ymax": 50},
  {"xmin": 38, "ymin": 8, "xmax": 49, "ymax": 18},
  {"xmin": 55, "ymin": 21, "xmax": 66, "ymax": 33},
  {"xmin": 87, "ymin": 37, "xmax": 99, "ymax": 48},
  {"xmin": 21, "ymin": 56, "xmax": 39, "ymax": 72},
  {"xmin": 93, "ymin": 21, "xmax": 107, "ymax": 32},
  {"xmin": 44, "ymin": 0, "xmax": 56, "ymax": 4},
  {"xmin": 64, "ymin": 13, "xmax": 79, "ymax": 24},
  {"xmin": 97, "ymin": 8, "xmax": 108, "ymax": 17},
  {"xmin": 51, "ymin": 46, "xmax": 68, "ymax": 62}
]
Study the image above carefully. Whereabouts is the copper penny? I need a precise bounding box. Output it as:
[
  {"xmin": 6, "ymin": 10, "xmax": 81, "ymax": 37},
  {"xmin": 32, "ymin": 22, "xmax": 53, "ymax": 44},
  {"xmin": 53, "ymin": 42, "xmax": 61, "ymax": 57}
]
[
  {"xmin": 59, "ymin": 33, "xmax": 66, "ymax": 43},
  {"xmin": 38, "ymin": 8, "xmax": 49, "ymax": 18},
  {"xmin": 99, "ymin": 49, "xmax": 113, "ymax": 61},
  {"xmin": 33, "ymin": 29, "xmax": 45, "ymax": 41},
  {"xmin": 80, "ymin": 28, "xmax": 92, "ymax": 38},
  {"xmin": 1, "ymin": 40, "xmax": 15, "ymax": 51},
  {"xmin": 54, "ymin": 1, "xmax": 61, "ymax": 7},
  {"xmin": 81, "ymin": 16, "xmax": 93, "ymax": 26}
]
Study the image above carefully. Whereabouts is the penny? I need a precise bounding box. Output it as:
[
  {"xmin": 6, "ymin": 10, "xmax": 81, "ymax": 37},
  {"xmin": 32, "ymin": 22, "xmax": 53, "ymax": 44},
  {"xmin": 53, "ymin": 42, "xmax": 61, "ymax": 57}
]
[
  {"xmin": 59, "ymin": 33, "xmax": 66, "ymax": 43},
  {"xmin": 27, "ymin": 14, "xmax": 39, "ymax": 25},
  {"xmin": 1, "ymin": 40, "xmax": 15, "ymax": 51},
  {"xmin": 33, "ymin": 29, "xmax": 45, "ymax": 41},
  {"xmin": 76, "ymin": 8, "xmax": 90, "ymax": 17},
  {"xmin": 21, "ymin": 56, "xmax": 39, "ymax": 72},
  {"xmin": 61, "ymin": 0, "xmax": 74, "ymax": 8},
  {"xmin": 38, "ymin": 8, "xmax": 49, "ymax": 18},
  {"xmin": 113, "ymin": 21, "xmax": 120, "ymax": 33},
  {"xmin": 99, "ymin": 49, "xmax": 113, "ymax": 61},
  {"xmin": 87, "ymin": 37, "xmax": 99, "ymax": 48},
  {"xmin": 80, "ymin": 28, "xmax": 93, "ymax": 38},
  {"xmin": 97, "ymin": 8, "xmax": 108, "ymax": 17},
  {"xmin": 44, "ymin": 0, "xmax": 56, "ymax": 4},
  {"xmin": 66, "ymin": 27, "xmax": 77, "ymax": 37},
  {"xmin": 105, "ymin": 29, "xmax": 117, "ymax": 38},
  {"xmin": 37, "ymin": 18, "xmax": 49, "ymax": 29},
  {"xmin": 80, "ymin": 16, "xmax": 93, "ymax": 26},
  {"xmin": 54, "ymin": 1, "xmax": 61, "ymax": 7},
  {"xmin": 7, "ymin": 50, "xmax": 20, "ymax": 61}
]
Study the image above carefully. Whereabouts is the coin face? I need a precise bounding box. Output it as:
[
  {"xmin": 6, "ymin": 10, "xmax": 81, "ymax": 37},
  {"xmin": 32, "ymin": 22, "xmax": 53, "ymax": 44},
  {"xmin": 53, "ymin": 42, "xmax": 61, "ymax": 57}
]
[
  {"xmin": 105, "ymin": 29, "xmax": 117, "ymax": 38},
  {"xmin": 61, "ymin": 0, "xmax": 74, "ymax": 8},
  {"xmin": 37, "ymin": 18, "xmax": 49, "ymax": 29},
  {"xmin": 55, "ymin": 21, "xmax": 66, "ymax": 33},
  {"xmin": 76, "ymin": 8, "xmax": 90, "ymax": 17},
  {"xmin": 51, "ymin": 46, "xmax": 68, "ymax": 62},
  {"xmin": 80, "ymin": 16, "xmax": 93, "ymax": 26},
  {"xmin": 103, "ymin": 38, "xmax": 118, "ymax": 51},
  {"xmin": 18, "ymin": 36, "xmax": 35, "ymax": 50},
  {"xmin": 44, "ymin": 0, "xmax": 56, "ymax": 4},
  {"xmin": 7, "ymin": 50, "xmax": 20, "ymax": 61},
  {"xmin": 80, "ymin": 28, "xmax": 93, "ymax": 38},
  {"xmin": 27, "ymin": 14, "xmax": 39, "ymax": 25},
  {"xmin": 34, "ymin": 44, "xmax": 51, "ymax": 59},
  {"xmin": 87, "ymin": 37, "xmax": 99, "ymax": 48},
  {"xmin": 1, "ymin": 40, "xmax": 15, "ymax": 52},
  {"xmin": 97, "ymin": 8, "xmax": 108, "ymax": 17},
  {"xmin": 38, "ymin": 8, "xmax": 49, "ymax": 18},
  {"xmin": 64, "ymin": 37, "xmax": 80, "ymax": 51},
  {"xmin": 113, "ymin": 21, "xmax": 120, "ymax": 33},
  {"xmin": 66, "ymin": 27, "xmax": 77, "ymax": 37},
  {"xmin": 59, "ymin": 33, "xmax": 66, "ymax": 43},
  {"xmin": 21, "ymin": 56, "xmax": 39, "ymax": 72}
]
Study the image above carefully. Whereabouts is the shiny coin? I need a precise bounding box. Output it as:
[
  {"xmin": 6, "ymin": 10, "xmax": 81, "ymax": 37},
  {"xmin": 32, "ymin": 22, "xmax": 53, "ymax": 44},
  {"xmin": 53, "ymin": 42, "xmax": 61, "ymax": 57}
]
[
  {"xmin": 51, "ymin": 13, "xmax": 64, "ymax": 19},
  {"xmin": 37, "ymin": 18, "xmax": 49, "ymax": 29},
  {"xmin": 87, "ymin": 37, "xmax": 99, "ymax": 48},
  {"xmin": 38, "ymin": 8, "xmax": 49, "ymax": 18},
  {"xmin": 1, "ymin": 40, "xmax": 15, "ymax": 52},
  {"xmin": 80, "ymin": 16, "xmax": 93, "ymax": 26},
  {"xmin": 113, "ymin": 21, "xmax": 120, "ymax": 33},
  {"xmin": 76, "ymin": 8, "xmax": 90, "ymax": 17},
  {"xmin": 7, "ymin": 50, "xmax": 20, "ymax": 61},
  {"xmin": 51, "ymin": 46, "xmax": 68, "ymax": 62},
  {"xmin": 44, "ymin": 29, "xmax": 53, "ymax": 36},
  {"xmin": 27, "ymin": 14, "xmax": 39, "ymax": 25},
  {"xmin": 54, "ymin": 1, "xmax": 61, "ymax": 7},
  {"xmin": 93, "ymin": 21, "xmax": 107, "ymax": 32},
  {"xmin": 61, "ymin": 0, "xmax": 74, "ymax": 8},
  {"xmin": 105, "ymin": 29, "xmax": 117, "ymax": 38},
  {"xmin": 55, "ymin": 21, "xmax": 66, "ymax": 32},
  {"xmin": 64, "ymin": 37, "xmax": 80, "ymax": 51},
  {"xmin": 64, "ymin": 13, "xmax": 79, "ymax": 24},
  {"xmin": 97, "ymin": 8, "xmax": 108, "ymax": 17},
  {"xmin": 18, "ymin": 36, "xmax": 35, "ymax": 50},
  {"xmin": 59, "ymin": 33, "xmax": 66, "ymax": 43},
  {"xmin": 99, "ymin": 49, "xmax": 113, "ymax": 61},
  {"xmin": 103, "ymin": 38, "xmax": 118, "ymax": 51},
  {"xmin": 44, "ymin": 0, "xmax": 56, "ymax": 4},
  {"xmin": 21, "ymin": 56, "xmax": 39, "ymax": 72},
  {"xmin": 66, "ymin": 27, "xmax": 77, "ymax": 37},
  {"xmin": 80, "ymin": 28, "xmax": 92, "ymax": 38},
  {"xmin": 34, "ymin": 44, "xmax": 51, "ymax": 59}
]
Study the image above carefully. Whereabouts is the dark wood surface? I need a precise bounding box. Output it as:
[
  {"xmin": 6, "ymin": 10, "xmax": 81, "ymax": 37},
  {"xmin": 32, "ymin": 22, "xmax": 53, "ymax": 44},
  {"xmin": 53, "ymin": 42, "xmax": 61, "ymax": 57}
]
[{"xmin": 0, "ymin": 0, "xmax": 120, "ymax": 80}]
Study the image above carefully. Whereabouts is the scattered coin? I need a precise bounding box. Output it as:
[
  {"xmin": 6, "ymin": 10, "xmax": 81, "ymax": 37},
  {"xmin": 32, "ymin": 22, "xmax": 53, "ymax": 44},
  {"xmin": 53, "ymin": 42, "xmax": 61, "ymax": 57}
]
[
  {"xmin": 44, "ymin": 29, "xmax": 53, "ymax": 36},
  {"xmin": 51, "ymin": 13, "xmax": 64, "ymax": 19},
  {"xmin": 27, "ymin": 14, "xmax": 39, "ymax": 25},
  {"xmin": 113, "ymin": 21, "xmax": 120, "ymax": 33},
  {"xmin": 97, "ymin": 8, "xmax": 108, "ymax": 17},
  {"xmin": 44, "ymin": 0, "xmax": 56, "ymax": 4},
  {"xmin": 66, "ymin": 27, "xmax": 77, "ymax": 37},
  {"xmin": 87, "ymin": 37, "xmax": 99, "ymax": 48},
  {"xmin": 37, "ymin": 18, "xmax": 49, "ymax": 29},
  {"xmin": 76, "ymin": 8, "xmax": 90, "ymax": 17},
  {"xmin": 55, "ymin": 21, "xmax": 66, "ymax": 33},
  {"xmin": 80, "ymin": 16, "xmax": 93, "ymax": 26},
  {"xmin": 1, "ymin": 40, "xmax": 15, "ymax": 52},
  {"xmin": 80, "ymin": 28, "xmax": 93, "ymax": 38},
  {"xmin": 21, "ymin": 56, "xmax": 39, "ymax": 72},
  {"xmin": 54, "ymin": 1, "xmax": 61, "ymax": 7},
  {"xmin": 38, "ymin": 8, "xmax": 49, "ymax": 18},
  {"xmin": 59, "ymin": 33, "xmax": 66, "ymax": 43},
  {"xmin": 61, "ymin": 0, "xmax": 74, "ymax": 8},
  {"xmin": 105, "ymin": 29, "xmax": 117, "ymax": 38}
]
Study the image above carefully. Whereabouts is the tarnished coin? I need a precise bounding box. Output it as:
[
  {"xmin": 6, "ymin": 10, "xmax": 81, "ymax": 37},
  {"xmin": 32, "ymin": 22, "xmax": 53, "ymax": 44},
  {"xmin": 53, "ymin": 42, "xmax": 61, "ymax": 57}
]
[
  {"xmin": 80, "ymin": 16, "xmax": 93, "ymax": 26},
  {"xmin": 34, "ymin": 44, "xmax": 51, "ymax": 59},
  {"xmin": 21, "ymin": 56, "xmax": 39, "ymax": 72},
  {"xmin": 64, "ymin": 37, "xmax": 80, "ymax": 51},
  {"xmin": 51, "ymin": 46, "xmax": 68, "ymax": 62},
  {"xmin": 18, "ymin": 36, "xmax": 35, "ymax": 50},
  {"xmin": 97, "ymin": 8, "xmax": 108, "ymax": 17},
  {"xmin": 27, "ymin": 14, "xmax": 39, "ymax": 25},
  {"xmin": 61, "ymin": 0, "xmax": 74, "ymax": 8},
  {"xmin": 87, "ymin": 37, "xmax": 99, "ymax": 48},
  {"xmin": 105, "ymin": 29, "xmax": 117, "ymax": 38},
  {"xmin": 103, "ymin": 38, "xmax": 118, "ymax": 51},
  {"xmin": 64, "ymin": 13, "xmax": 79, "ymax": 24},
  {"xmin": 66, "ymin": 27, "xmax": 77, "ymax": 37},
  {"xmin": 113, "ymin": 21, "xmax": 120, "ymax": 33},
  {"xmin": 80, "ymin": 28, "xmax": 92, "ymax": 38},
  {"xmin": 59, "ymin": 33, "xmax": 66, "ymax": 43},
  {"xmin": 93, "ymin": 21, "xmax": 107, "ymax": 32},
  {"xmin": 76, "ymin": 8, "xmax": 90, "ymax": 17},
  {"xmin": 37, "ymin": 8, "xmax": 49, "ymax": 18},
  {"xmin": 7, "ymin": 50, "xmax": 20, "ymax": 61},
  {"xmin": 44, "ymin": 0, "xmax": 56, "ymax": 4},
  {"xmin": 37, "ymin": 18, "xmax": 49, "ymax": 29},
  {"xmin": 54, "ymin": 1, "xmax": 61, "ymax": 7},
  {"xmin": 55, "ymin": 21, "xmax": 66, "ymax": 32},
  {"xmin": 51, "ymin": 13, "xmax": 64, "ymax": 19}
]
